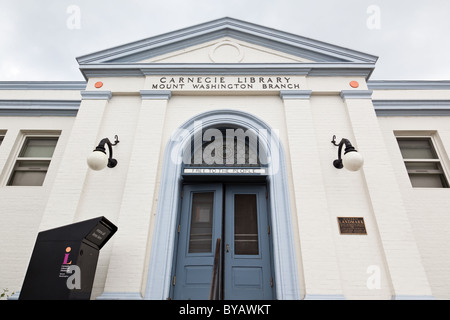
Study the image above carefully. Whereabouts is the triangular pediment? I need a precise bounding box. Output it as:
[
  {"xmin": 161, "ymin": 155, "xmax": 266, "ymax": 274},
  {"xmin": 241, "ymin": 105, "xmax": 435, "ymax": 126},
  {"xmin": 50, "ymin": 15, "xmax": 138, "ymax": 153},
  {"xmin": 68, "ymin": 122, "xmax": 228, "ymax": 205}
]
[
  {"xmin": 139, "ymin": 37, "xmax": 314, "ymax": 64},
  {"xmin": 77, "ymin": 18, "xmax": 377, "ymax": 65}
]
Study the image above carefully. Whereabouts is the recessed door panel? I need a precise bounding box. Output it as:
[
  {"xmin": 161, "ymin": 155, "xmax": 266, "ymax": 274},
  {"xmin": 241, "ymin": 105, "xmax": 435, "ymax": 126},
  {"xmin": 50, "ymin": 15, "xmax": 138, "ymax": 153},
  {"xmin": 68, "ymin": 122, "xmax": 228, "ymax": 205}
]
[{"xmin": 232, "ymin": 266, "xmax": 263, "ymax": 288}]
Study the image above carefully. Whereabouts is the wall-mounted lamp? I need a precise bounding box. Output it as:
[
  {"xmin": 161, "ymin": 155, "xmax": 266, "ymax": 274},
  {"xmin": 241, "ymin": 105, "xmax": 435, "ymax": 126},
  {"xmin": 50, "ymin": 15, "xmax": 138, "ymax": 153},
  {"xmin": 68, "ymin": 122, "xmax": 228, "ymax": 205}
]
[
  {"xmin": 87, "ymin": 135, "xmax": 120, "ymax": 171},
  {"xmin": 331, "ymin": 135, "xmax": 364, "ymax": 171}
]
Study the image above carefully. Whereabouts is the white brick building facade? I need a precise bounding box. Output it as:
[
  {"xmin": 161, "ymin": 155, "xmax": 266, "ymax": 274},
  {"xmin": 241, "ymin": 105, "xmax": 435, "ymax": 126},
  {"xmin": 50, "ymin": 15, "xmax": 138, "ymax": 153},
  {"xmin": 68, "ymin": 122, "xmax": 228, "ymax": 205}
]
[{"xmin": 1, "ymin": 18, "xmax": 449, "ymax": 300}]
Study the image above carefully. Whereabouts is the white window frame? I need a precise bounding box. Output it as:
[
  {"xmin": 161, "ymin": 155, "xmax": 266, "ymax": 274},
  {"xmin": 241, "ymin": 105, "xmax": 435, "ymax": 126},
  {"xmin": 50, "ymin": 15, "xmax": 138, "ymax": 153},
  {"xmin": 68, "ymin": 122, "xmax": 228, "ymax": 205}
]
[
  {"xmin": 0, "ymin": 130, "xmax": 5, "ymax": 146},
  {"xmin": 395, "ymin": 132, "xmax": 449, "ymax": 188},
  {"xmin": 6, "ymin": 132, "xmax": 60, "ymax": 186}
]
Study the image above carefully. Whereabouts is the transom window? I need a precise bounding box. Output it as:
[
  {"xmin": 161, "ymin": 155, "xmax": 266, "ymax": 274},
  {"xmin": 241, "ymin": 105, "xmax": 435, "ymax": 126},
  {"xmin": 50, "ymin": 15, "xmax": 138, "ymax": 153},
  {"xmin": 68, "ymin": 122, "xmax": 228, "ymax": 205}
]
[
  {"xmin": 396, "ymin": 137, "xmax": 449, "ymax": 188},
  {"xmin": 187, "ymin": 127, "xmax": 265, "ymax": 167},
  {"xmin": 7, "ymin": 136, "xmax": 59, "ymax": 186}
]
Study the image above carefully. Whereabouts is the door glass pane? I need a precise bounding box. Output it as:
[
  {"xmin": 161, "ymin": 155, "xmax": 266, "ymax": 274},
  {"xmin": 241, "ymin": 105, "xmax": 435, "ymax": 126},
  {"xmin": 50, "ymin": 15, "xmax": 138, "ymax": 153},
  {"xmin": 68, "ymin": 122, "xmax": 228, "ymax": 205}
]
[
  {"xmin": 189, "ymin": 192, "xmax": 214, "ymax": 253},
  {"xmin": 234, "ymin": 194, "xmax": 259, "ymax": 255}
]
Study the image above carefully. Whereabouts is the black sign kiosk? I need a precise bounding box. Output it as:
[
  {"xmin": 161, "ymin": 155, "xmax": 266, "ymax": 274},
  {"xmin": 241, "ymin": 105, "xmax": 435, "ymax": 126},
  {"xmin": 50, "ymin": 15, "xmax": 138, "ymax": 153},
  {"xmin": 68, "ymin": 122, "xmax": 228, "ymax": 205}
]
[{"xmin": 19, "ymin": 216, "xmax": 117, "ymax": 300}]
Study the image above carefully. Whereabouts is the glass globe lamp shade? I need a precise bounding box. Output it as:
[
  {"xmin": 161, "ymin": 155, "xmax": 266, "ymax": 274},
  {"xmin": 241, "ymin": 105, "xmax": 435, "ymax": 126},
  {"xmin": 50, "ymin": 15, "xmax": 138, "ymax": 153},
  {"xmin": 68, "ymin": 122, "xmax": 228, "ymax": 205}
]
[
  {"xmin": 342, "ymin": 151, "xmax": 364, "ymax": 172},
  {"xmin": 87, "ymin": 150, "xmax": 108, "ymax": 171}
]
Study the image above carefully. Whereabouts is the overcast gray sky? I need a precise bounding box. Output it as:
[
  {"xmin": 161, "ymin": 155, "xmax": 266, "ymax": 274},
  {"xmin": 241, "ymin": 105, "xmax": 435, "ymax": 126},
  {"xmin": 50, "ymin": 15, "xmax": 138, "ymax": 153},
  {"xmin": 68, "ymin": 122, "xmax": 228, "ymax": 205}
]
[{"xmin": 1, "ymin": 0, "xmax": 449, "ymax": 81}]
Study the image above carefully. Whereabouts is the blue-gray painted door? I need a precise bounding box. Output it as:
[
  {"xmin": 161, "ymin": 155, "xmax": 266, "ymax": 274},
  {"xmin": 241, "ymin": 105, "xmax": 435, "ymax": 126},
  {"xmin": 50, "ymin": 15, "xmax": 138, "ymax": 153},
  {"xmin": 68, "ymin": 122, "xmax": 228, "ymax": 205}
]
[
  {"xmin": 224, "ymin": 185, "xmax": 273, "ymax": 300},
  {"xmin": 172, "ymin": 184, "xmax": 273, "ymax": 300},
  {"xmin": 173, "ymin": 184, "xmax": 223, "ymax": 300}
]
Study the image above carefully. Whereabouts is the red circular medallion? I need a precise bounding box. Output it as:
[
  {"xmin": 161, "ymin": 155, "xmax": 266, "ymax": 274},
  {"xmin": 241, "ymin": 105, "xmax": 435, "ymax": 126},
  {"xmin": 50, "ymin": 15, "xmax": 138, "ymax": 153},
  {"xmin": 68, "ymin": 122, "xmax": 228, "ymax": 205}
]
[{"xmin": 350, "ymin": 81, "xmax": 359, "ymax": 88}]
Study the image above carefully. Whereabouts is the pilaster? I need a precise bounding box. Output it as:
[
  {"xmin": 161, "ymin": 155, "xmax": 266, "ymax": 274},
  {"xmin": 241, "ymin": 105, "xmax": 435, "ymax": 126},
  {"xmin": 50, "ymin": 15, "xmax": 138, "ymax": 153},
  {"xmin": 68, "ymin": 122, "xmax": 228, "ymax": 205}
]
[
  {"xmin": 39, "ymin": 91, "xmax": 112, "ymax": 231},
  {"xmin": 98, "ymin": 90, "xmax": 171, "ymax": 299},
  {"xmin": 340, "ymin": 90, "xmax": 434, "ymax": 299},
  {"xmin": 281, "ymin": 90, "xmax": 345, "ymax": 299}
]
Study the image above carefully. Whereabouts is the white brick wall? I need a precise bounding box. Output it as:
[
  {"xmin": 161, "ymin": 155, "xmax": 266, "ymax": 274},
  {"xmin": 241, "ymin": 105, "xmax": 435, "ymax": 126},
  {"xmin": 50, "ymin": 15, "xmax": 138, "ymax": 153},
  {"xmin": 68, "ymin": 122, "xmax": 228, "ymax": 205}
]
[
  {"xmin": 282, "ymin": 94, "xmax": 344, "ymax": 298},
  {"xmin": 1, "ymin": 82, "xmax": 449, "ymax": 300},
  {"xmin": 100, "ymin": 95, "xmax": 169, "ymax": 297},
  {"xmin": 0, "ymin": 116, "xmax": 74, "ymax": 294},
  {"xmin": 378, "ymin": 116, "xmax": 450, "ymax": 299},
  {"xmin": 309, "ymin": 94, "xmax": 394, "ymax": 299},
  {"xmin": 342, "ymin": 94, "xmax": 432, "ymax": 299}
]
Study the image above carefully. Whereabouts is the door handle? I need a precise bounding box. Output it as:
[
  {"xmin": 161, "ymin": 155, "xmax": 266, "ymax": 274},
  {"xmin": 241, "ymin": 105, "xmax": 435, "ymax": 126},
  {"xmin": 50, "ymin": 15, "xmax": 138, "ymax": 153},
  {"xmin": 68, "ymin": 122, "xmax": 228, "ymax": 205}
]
[{"xmin": 226, "ymin": 244, "xmax": 230, "ymax": 253}]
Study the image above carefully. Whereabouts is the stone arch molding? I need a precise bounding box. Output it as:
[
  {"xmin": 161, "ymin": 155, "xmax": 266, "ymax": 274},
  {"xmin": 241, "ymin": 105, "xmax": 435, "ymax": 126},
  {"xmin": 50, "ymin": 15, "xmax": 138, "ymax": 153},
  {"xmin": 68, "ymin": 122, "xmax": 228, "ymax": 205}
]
[{"xmin": 144, "ymin": 109, "xmax": 300, "ymax": 300}]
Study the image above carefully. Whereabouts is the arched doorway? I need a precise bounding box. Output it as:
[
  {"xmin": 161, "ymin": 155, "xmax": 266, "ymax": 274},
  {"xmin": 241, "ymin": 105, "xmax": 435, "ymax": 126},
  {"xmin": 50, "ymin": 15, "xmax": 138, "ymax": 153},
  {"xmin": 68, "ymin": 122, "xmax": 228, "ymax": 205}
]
[
  {"xmin": 144, "ymin": 110, "xmax": 300, "ymax": 300},
  {"xmin": 173, "ymin": 124, "xmax": 273, "ymax": 300}
]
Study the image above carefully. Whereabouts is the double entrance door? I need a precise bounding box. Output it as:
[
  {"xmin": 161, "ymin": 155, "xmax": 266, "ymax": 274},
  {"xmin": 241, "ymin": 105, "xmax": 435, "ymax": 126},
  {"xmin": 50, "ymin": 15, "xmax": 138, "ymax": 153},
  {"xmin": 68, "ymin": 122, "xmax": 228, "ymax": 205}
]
[{"xmin": 172, "ymin": 183, "xmax": 274, "ymax": 300}]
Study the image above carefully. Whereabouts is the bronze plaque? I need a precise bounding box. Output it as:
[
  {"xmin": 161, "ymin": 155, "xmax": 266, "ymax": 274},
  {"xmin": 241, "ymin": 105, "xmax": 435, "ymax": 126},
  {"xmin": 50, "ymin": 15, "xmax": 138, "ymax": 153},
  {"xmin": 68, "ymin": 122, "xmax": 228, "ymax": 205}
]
[{"xmin": 337, "ymin": 217, "xmax": 367, "ymax": 235}]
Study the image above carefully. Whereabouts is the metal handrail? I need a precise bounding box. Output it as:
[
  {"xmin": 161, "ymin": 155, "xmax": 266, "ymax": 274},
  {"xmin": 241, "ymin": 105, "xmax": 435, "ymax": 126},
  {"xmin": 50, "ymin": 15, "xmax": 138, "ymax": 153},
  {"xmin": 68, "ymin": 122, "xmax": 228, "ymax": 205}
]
[{"xmin": 209, "ymin": 238, "xmax": 221, "ymax": 300}]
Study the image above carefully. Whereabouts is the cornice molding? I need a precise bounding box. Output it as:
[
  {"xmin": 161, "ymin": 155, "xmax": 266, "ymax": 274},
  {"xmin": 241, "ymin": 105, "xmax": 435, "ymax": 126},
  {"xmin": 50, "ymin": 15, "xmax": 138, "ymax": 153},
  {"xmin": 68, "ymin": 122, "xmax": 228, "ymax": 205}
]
[
  {"xmin": 373, "ymin": 100, "xmax": 450, "ymax": 116},
  {"xmin": 368, "ymin": 80, "xmax": 450, "ymax": 90},
  {"xmin": 80, "ymin": 90, "xmax": 112, "ymax": 100},
  {"xmin": 280, "ymin": 90, "xmax": 312, "ymax": 100},
  {"xmin": 140, "ymin": 90, "xmax": 172, "ymax": 100},
  {"xmin": 340, "ymin": 90, "xmax": 373, "ymax": 100},
  {"xmin": 0, "ymin": 81, "xmax": 86, "ymax": 90},
  {"xmin": 79, "ymin": 63, "xmax": 376, "ymax": 80},
  {"xmin": 0, "ymin": 100, "xmax": 80, "ymax": 116}
]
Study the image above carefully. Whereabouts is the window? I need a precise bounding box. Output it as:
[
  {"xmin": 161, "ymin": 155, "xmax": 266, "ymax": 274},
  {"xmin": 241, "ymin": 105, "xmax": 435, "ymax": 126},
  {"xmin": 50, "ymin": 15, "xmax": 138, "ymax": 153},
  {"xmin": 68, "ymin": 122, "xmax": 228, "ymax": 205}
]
[
  {"xmin": 397, "ymin": 137, "xmax": 449, "ymax": 188},
  {"xmin": 7, "ymin": 136, "xmax": 59, "ymax": 186}
]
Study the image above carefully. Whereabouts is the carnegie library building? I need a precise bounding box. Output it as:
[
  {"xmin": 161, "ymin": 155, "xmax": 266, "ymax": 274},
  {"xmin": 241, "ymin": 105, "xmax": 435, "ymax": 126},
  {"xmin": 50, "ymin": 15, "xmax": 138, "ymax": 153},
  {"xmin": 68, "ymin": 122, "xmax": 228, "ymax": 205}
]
[{"xmin": 1, "ymin": 18, "xmax": 450, "ymax": 300}]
